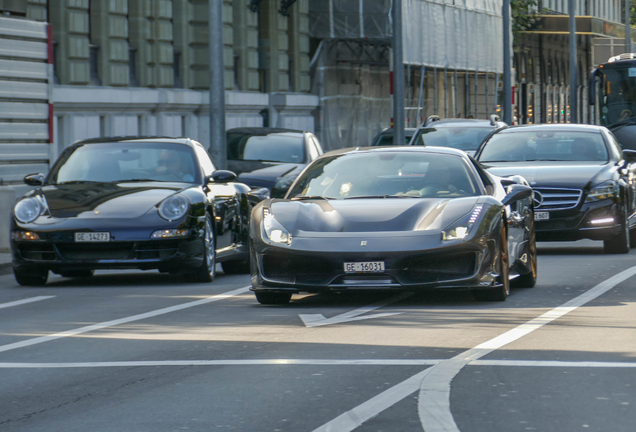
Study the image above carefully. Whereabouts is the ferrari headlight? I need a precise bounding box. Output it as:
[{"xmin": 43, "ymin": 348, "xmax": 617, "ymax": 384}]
[
  {"xmin": 442, "ymin": 205, "xmax": 483, "ymax": 241},
  {"xmin": 263, "ymin": 209, "xmax": 292, "ymax": 244},
  {"xmin": 158, "ymin": 195, "xmax": 189, "ymax": 221},
  {"xmin": 585, "ymin": 181, "xmax": 619, "ymax": 203},
  {"xmin": 14, "ymin": 198, "xmax": 43, "ymax": 223}
]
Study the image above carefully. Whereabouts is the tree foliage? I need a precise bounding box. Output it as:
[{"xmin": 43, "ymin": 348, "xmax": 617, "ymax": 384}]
[{"xmin": 511, "ymin": 0, "xmax": 543, "ymax": 49}]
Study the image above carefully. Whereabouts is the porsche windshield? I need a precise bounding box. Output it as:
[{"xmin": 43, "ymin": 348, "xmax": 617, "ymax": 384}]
[
  {"xmin": 49, "ymin": 142, "xmax": 200, "ymax": 184},
  {"xmin": 227, "ymin": 132, "xmax": 305, "ymax": 163},
  {"xmin": 287, "ymin": 151, "xmax": 479, "ymax": 199},
  {"xmin": 411, "ymin": 126, "xmax": 492, "ymax": 151},
  {"xmin": 479, "ymin": 131, "xmax": 609, "ymax": 163}
]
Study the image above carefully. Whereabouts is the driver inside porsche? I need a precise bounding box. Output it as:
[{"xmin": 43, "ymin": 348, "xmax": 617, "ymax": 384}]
[{"xmin": 155, "ymin": 150, "xmax": 195, "ymax": 182}]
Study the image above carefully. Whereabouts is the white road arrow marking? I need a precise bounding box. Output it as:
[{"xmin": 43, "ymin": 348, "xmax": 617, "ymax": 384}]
[{"xmin": 299, "ymin": 292, "xmax": 413, "ymax": 327}]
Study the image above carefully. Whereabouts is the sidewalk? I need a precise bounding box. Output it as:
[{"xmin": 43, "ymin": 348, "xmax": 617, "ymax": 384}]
[{"xmin": 0, "ymin": 252, "xmax": 11, "ymax": 275}]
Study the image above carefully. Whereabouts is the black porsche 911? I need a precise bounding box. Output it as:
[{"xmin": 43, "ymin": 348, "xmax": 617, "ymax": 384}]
[
  {"xmin": 249, "ymin": 146, "xmax": 536, "ymax": 305},
  {"xmin": 474, "ymin": 124, "xmax": 636, "ymax": 254},
  {"xmin": 10, "ymin": 137, "xmax": 267, "ymax": 286}
]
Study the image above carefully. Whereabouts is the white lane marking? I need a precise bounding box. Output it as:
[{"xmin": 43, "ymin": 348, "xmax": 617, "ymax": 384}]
[
  {"xmin": 0, "ymin": 286, "xmax": 251, "ymax": 354},
  {"xmin": 0, "ymin": 359, "xmax": 442, "ymax": 368},
  {"xmin": 310, "ymin": 266, "xmax": 636, "ymax": 432},
  {"xmin": 313, "ymin": 368, "xmax": 433, "ymax": 432},
  {"xmin": 299, "ymin": 292, "xmax": 413, "ymax": 327},
  {"xmin": 0, "ymin": 296, "xmax": 56, "ymax": 310},
  {"xmin": 417, "ymin": 265, "xmax": 636, "ymax": 432},
  {"xmin": 471, "ymin": 360, "xmax": 636, "ymax": 368}
]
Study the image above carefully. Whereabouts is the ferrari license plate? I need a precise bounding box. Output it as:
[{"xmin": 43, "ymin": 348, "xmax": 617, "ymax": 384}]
[
  {"xmin": 344, "ymin": 261, "xmax": 385, "ymax": 273},
  {"xmin": 75, "ymin": 232, "xmax": 110, "ymax": 242},
  {"xmin": 534, "ymin": 212, "xmax": 550, "ymax": 221}
]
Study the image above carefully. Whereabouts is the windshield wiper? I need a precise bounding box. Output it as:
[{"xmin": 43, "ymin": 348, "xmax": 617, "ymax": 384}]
[
  {"xmin": 120, "ymin": 178, "xmax": 158, "ymax": 182},
  {"xmin": 524, "ymin": 159, "xmax": 562, "ymax": 162},
  {"xmin": 609, "ymin": 117, "xmax": 636, "ymax": 130},
  {"xmin": 344, "ymin": 195, "xmax": 420, "ymax": 199},
  {"xmin": 55, "ymin": 180, "xmax": 99, "ymax": 184},
  {"xmin": 291, "ymin": 195, "xmax": 332, "ymax": 200}
]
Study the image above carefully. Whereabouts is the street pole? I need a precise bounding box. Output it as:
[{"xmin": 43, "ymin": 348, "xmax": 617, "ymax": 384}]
[
  {"xmin": 209, "ymin": 0, "xmax": 226, "ymax": 169},
  {"xmin": 392, "ymin": 0, "xmax": 405, "ymax": 145},
  {"xmin": 502, "ymin": 0, "xmax": 512, "ymax": 125},
  {"xmin": 627, "ymin": 0, "xmax": 632, "ymax": 53},
  {"xmin": 569, "ymin": 0, "xmax": 577, "ymax": 123}
]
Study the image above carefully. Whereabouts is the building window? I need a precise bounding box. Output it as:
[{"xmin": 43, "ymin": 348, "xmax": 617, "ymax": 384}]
[
  {"xmin": 173, "ymin": 50, "xmax": 183, "ymax": 89},
  {"xmin": 89, "ymin": 44, "xmax": 102, "ymax": 86},
  {"xmin": 129, "ymin": 47, "xmax": 139, "ymax": 87}
]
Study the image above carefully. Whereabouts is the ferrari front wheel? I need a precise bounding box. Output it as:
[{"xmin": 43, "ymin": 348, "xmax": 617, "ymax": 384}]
[
  {"xmin": 255, "ymin": 291, "xmax": 292, "ymax": 305},
  {"xmin": 475, "ymin": 222, "xmax": 510, "ymax": 301},
  {"xmin": 190, "ymin": 215, "xmax": 216, "ymax": 283}
]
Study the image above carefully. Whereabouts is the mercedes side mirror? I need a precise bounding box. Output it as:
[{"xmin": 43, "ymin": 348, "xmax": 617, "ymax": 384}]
[
  {"xmin": 208, "ymin": 170, "xmax": 237, "ymax": 184},
  {"xmin": 24, "ymin": 173, "xmax": 45, "ymax": 186},
  {"xmin": 502, "ymin": 184, "xmax": 532, "ymax": 206}
]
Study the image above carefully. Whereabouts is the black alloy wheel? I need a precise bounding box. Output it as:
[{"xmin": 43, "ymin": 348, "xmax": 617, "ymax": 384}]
[
  {"xmin": 604, "ymin": 213, "xmax": 630, "ymax": 254},
  {"xmin": 190, "ymin": 215, "xmax": 216, "ymax": 282},
  {"xmin": 255, "ymin": 291, "xmax": 293, "ymax": 305},
  {"xmin": 475, "ymin": 221, "xmax": 510, "ymax": 301},
  {"xmin": 14, "ymin": 266, "xmax": 48, "ymax": 286}
]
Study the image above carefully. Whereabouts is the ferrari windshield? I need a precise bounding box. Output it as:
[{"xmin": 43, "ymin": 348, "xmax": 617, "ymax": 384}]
[
  {"xmin": 411, "ymin": 125, "xmax": 493, "ymax": 151},
  {"xmin": 479, "ymin": 130, "xmax": 609, "ymax": 163},
  {"xmin": 287, "ymin": 151, "xmax": 479, "ymax": 199},
  {"xmin": 227, "ymin": 132, "xmax": 305, "ymax": 163},
  {"xmin": 49, "ymin": 142, "xmax": 201, "ymax": 184}
]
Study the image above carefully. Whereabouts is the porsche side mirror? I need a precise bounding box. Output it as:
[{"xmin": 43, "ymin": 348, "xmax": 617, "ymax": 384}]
[
  {"xmin": 24, "ymin": 173, "xmax": 45, "ymax": 186},
  {"xmin": 247, "ymin": 187, "xmax": 270, "ymax": 206},
  {"xmin": 209, "ymin": 170, "xmax": 237, "ymax": 184},
  {"xmin": 623, "ymin": 149, "xmax": 636, "ymax": 165},
  {"xmin": 502, "ymin": 184, "xmax": 532, "ymax": 206}
]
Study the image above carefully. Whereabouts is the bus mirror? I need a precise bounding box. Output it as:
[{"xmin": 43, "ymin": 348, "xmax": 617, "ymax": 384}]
[{"xmin": 589, "ymin": 68, "xmax": 598, "ymax": 106}]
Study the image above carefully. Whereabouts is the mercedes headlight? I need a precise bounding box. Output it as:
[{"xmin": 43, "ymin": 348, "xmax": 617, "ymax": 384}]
[
  {"xmin": 158, "ymin": 195, "xmax": 189, "ymax": 221},
  {"xmin": 441, "ymin": 205, "xmax": 483, "ymax": 241},
  {"xmin": 585, "ymin": 181, "xmax": 619, "ymax": 203},
  {"xmin": 263, "ymin": 209, "xmax": 292, "ymax": 244},
  {"xmin": 14, "ymin": 197, "xmax": 44, "ymax": 223}
]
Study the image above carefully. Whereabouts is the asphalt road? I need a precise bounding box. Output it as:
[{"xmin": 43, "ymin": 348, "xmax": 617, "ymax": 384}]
[{"xmin": 1, "ymin": 240, "xmax": 636, "ymax": 432}]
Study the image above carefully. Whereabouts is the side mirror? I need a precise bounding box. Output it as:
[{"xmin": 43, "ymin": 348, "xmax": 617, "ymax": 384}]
[
  {"xmin": 502, "ymin": 184, "xmax": 532, "ymax": 206},
  {"xmin": 589, "ymin": 68, "xmax": 599, "ymax": 106},
  {"xmin": 209, "ymin": 170, "xmax": 237, "ymax": 184},
  {"xmin": 623, "ymin": 149, "xmax": 636, "ymax": 165},
  {"xmin": 24, "ymin": 173, "xmax": 45, "ymax": 186}
]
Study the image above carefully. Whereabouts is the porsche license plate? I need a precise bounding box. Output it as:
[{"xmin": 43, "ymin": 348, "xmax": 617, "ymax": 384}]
[
  {"xmin": 344, "ymin": 262, "xmax": 385, "ymax": 273},
  {"xmin": 534, "ymin": 212, "xmax": 550, "ymax": 221},
  {"xmin": 75, "ymin": 232, "xmax": 110, "ymax": 242}
]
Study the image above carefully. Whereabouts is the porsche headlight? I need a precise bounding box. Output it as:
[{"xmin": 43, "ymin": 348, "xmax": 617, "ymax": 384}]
[
  {"xmin": 158, "ymin": 195, "xmax": 189, "ymax": 221},
  {"xmin": 263, "ymin": 209, "xmax": 292, "ymax": 244},
  {"xmin": 441, "ymin": 205, "xmax": 483, "ymax": 241},
  {"xmin": 14, "ymin": 198, "xmax": 43, "ymax": 223},
  {"xmin": 585, "ymin": 181, "xmax": 619, "ymax": 203}
]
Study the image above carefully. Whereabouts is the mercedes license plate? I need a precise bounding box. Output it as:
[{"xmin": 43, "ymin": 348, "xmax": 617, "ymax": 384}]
[
  {"xmin": 75, "ymin": 232, "xmax": 110, "ymax": 242},
  {"xmin": 344, "ymin": 261, "xmax": 385, "ymax": 273},
  {"xmin": 534, "ymin": 212, "xmax": 549, "ymax": 221}
]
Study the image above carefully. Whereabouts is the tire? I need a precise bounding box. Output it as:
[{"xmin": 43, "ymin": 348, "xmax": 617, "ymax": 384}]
[
  {"xmin": 190, "ymin": 215, "xmax": 216, "ymax": 283},
  {"xmin": 475, "ymin": 221, "xmax": 510, "ymax": 301},
  {"xmin": 14, "ymin": 266, "xmax": 48, "ymax": 286},
  {"xmin": 254, "ymin": 291, "xmax": 292, "ymax": 305},
  {"xmin": 60, "ymin": 270, "xmax": 94, "ymax": 278},
  {"xmin": 629, "ymin": 227, "xmax": 636, "ymax": 249},
  {"xmin": 604, "ymin": 214, "xmax": 630, "ymax": 254},
  {"xmin": 221, "ymin": 259, "xmax": 250, "ymax": 275},
  {"xmin": 512, "ymin": 218, "xmax": 537, "ymax": 288}
]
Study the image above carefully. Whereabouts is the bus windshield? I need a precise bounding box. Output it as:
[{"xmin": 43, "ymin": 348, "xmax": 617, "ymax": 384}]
[{"xmin": 598, "ymin": 66, "xmax": 636, "ymax": 128}]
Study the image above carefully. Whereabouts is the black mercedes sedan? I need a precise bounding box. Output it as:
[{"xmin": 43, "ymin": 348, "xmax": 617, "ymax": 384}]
[
  {"xmin": 10, "ymin": 137, "xmax": 266, "ymax": 286},
  {"xmin": 249, "ymin": 146, "xmax": 536, "ymax": 305},
  {"xmin": 474, "ymin": 124, "xmax": 636, "ymax": 253},
  {"xmin": 226, "ymin": 127, "xmax": 324, "ymax": 198}
]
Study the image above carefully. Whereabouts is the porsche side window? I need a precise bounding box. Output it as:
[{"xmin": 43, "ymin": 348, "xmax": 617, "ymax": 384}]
[{"xmin": 195, "ymin": 145, "xmax": 216, "ymax": 176}]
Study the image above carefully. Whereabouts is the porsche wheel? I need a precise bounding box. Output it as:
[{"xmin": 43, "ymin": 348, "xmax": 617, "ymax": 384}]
[
  {"xmin": 190, "ymin": 215, "xmax": 216, "ymax": 283},
  {"xmin": 604, "ymin": 214, "xmax": 630, "ymax": 254},
  {"xmin": 60, "ymin": 270, "xmax": 95, "ymax": 278},
  {"xmin": 475, "ymin": 222, "xmax": 510, "ymax": 301},
  {"xmin": 14, "ymin": 266, "xmax": 48, "ymax": 286},
  {"xmin": 255, "ymin": 291, "xmax": 292, "ymax": 305}
]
